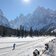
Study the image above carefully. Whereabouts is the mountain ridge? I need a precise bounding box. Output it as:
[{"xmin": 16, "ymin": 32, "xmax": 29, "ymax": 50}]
[
  {"xmin": 10, "ymin": 7, "xmax": 56, "ymax": 31},
  {"xmin": 0, "ymin": 7, "xmax": 56, "ymax": 33}
]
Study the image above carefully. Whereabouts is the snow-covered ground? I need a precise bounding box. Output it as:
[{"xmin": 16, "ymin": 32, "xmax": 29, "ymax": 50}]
[
  {"xmin": 0, "ymin": 36, "xmax": 56, "ymax": 56},
  {"xmin": 44, "ymin": 37, "xmax": 56, "ymax": 56}
]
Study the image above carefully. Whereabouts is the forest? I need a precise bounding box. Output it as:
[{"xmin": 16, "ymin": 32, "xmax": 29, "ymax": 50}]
[{"xmin": 0, "ymin": 25, "xmax": 56, "ymax": 37}]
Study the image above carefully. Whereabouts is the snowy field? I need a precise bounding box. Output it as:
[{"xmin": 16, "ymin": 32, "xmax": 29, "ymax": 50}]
[
  {"xmin": 44, "ymin": 38, "xmax": 56, "ymax": 56},
  {"xmin": 0, "ymin": 36, "xmax": 56, "ymax": 56}
]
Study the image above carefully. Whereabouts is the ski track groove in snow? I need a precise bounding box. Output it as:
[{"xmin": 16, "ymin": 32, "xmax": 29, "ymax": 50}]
[
  {"xmin": 0, "ymin": 39, "xmax": 40, "ymax": 56},
  {"xmin": 0, "ymin": 36, "xmax": 56, "ymax": 56}
]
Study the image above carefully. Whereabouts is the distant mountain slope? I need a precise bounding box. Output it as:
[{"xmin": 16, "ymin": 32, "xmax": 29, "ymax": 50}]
[
  {"xmin": 10, "ymin": 7, "xmax": 56, "ymax": 31},
  {"xmin": 10, "ymin": 14, "xmax": 27, "ymax": 29},
  {"xmin": 0, "ymin": 9, "xmax": 10, "ymax": 27},
  {"xmin": 39, "ymin": 23, "xmax": 56, "ymax": 34}
]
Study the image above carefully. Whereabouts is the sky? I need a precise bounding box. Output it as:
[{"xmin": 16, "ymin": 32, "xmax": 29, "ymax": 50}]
[{"xmin": 0, "ymin": 0, "xmax": 56, "ymax": 21}]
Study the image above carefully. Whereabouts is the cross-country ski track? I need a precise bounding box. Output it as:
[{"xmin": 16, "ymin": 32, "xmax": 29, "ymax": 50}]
[{"xmin": 0, "ymin": 36, "xmax": 55, "ymax": 56}]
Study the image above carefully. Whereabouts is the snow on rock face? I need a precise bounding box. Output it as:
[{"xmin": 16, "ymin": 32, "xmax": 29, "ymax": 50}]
[
  {"xmin": 0, "ymin": 9, "xmax": 10, "ymax": 27},
  {"xmin": 0, "ymin": 9, "xmax": 4, "ymax": 16},
  {"xmin": 10, "ymin": 14, "xmax": 27, "ymax": 29},
  {"xmin": 51, "ymin": 29, "xmax": 56, "ymax": 33}
]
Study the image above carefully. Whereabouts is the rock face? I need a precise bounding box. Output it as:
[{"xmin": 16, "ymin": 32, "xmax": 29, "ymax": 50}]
[
  {"xmin": 10, "ymin": 7, "xmax": 56, "ymax": 31},
  {"xmin": 0, "ymin": 9, "xmax": 4, "ymax": 16},
  {"xmin": 0, "ymin": 9, "xmax": 10, "ymax": 27}
]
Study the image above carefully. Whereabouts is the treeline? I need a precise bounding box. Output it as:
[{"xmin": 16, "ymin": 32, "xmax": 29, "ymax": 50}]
[
  {"xmin": 0, "ymin": 25, "xmax": 39, "ymax": 37},
  {"xmin": 0, "ymin": 25, "xmax": 56, "ymax": 37}
]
